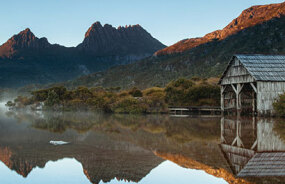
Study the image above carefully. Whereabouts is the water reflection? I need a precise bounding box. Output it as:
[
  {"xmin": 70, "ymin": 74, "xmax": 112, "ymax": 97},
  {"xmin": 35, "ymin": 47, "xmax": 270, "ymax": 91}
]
[
  {"xmin": 221, "ymin": 117, "xmax": 285, "ymax": 182},
  {"xmin": 0, "ymin": 110, "xmax": 284, "ymax": 184}
]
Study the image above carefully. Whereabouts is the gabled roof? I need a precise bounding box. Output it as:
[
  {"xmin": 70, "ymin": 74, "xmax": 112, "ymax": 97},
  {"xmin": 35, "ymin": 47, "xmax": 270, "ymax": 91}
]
[
  {"xmin": 219, "ymin": 54, "xmax": 285, "ymax": 84},
  {"xmin": 237, "ymin": 152, "xmax": 285, "ymax": 177}
]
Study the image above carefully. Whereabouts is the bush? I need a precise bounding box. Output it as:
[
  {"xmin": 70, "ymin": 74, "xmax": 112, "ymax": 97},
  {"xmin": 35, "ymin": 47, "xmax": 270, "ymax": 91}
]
[
  {"xmin": 31, "ymin": 86, "xmax": 68, "ymax": 102},
  {"xmin": 273, "ymin": 93, "xmax": 285, "ymax": 116},
  {"xmin": 186, "ymin": 84, "xmax": 220, "ymax": 106},
  {"xmin": 14, "ymin": 96, "xmax": 32, "ymax": 106},
  {"xmin": 45, "ymin": 90, "xmax": 60, "ymax": 107},
  {"xmin": 5, "ymin": 101, "xmax": 15, "ymax": 107},
  {"xmin": 165, "ymin": 78, "xmax": 219, "ymax": 106},
  {"xmin": 165, "ymin": 78, "xmax": 194, "ymax": 106},
  {"xmin": 111, "ymin": 97, "xmax": 148, "ymax": 114},
  {"xmin": 129, "ymin": 87, "xmax": 143, "ymax": 97}
]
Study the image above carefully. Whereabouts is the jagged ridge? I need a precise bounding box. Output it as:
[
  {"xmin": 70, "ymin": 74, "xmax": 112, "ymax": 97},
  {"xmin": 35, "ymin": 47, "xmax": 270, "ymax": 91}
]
[
  {"xmin": 77, "ymin": 21, "xmax": 165, "ymax": 56},
  {"xmin": 0, "ymin": 22, "xmax": 165, "ymax": 88}
]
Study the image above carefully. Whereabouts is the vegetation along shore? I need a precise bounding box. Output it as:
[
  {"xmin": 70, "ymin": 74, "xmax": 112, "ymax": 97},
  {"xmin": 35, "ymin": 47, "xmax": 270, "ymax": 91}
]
[{"xmin": 5, "ymin": 77, "xmax": 220, "ymax": 114}]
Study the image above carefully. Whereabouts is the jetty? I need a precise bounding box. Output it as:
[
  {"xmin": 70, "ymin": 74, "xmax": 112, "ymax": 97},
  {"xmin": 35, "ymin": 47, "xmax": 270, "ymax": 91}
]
[{"xmin": 168, "ymin": 106, "xmax": 221, "ymax": 115}]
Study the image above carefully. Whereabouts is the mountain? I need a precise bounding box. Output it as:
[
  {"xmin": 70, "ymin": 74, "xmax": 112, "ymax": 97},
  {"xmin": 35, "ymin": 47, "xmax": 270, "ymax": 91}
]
[
  {"xmin": 78, "ymin": 21, "xmax": 165, "ymax": 57},
  {"xmin": 65, "ymin": 2, "xmax": 285, "ymax": 89},
  {"xmin": 155, "ymin": 2, "xmax": 285, "ymax": 56},
  {"xmin": 0, "ymin": 28, "xmax": 51, "ymax": 58},
  {"xmin": 0, "ymin": 22, "xmax": 165, "ymax": 88}
]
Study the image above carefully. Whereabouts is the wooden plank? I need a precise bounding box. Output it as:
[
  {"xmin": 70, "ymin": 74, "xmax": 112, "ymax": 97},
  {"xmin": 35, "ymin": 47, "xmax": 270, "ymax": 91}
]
[
  {"xmin": 168, "ymin": 108, "xmax": 189, "ymax": 111},
  {"xmin": 250, "ymin": 83, "xmax": 257, "ymax": 93},
  {"xmin": 231, "ymin": 84, "xmax": 238, "ymax": 94}
]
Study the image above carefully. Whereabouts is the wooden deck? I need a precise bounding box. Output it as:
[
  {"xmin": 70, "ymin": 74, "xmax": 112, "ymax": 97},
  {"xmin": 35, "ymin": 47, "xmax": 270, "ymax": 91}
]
[{"xmin": 168, "ymin": 106, "xmax": 221, "ymax": 115}]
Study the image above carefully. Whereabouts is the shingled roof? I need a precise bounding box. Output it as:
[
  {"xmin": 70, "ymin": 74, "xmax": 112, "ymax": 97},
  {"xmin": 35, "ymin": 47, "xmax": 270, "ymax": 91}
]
[
  {"xmin": 219, "ymin": 55, "xmax": 285, "ymax": 84},
  {"xmin": 237, "ymin": 152, "xmax": 285, "ymax": 177}
]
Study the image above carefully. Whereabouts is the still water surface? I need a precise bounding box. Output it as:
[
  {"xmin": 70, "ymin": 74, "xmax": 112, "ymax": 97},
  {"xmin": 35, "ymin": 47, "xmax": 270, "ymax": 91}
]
[{"xmin": 0, "ymin": 108, "xmax": 284, "ymax": 184}]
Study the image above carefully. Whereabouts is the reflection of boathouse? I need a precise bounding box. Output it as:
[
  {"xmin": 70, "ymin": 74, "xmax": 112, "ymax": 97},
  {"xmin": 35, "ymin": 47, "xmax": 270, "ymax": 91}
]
[
  {"xmin": 221, "ymin": 117, "xmax": 285, "ymax": 177},
  {"xmin": 219, "ymin": 55, "xmax": 285, "ymax": 116}
]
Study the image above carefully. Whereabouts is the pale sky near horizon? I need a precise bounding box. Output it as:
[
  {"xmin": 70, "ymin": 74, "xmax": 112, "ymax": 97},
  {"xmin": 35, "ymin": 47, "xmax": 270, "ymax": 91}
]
[{"xmin": 0, "ymin": 0, "xmax": 284, "ymax": 47}]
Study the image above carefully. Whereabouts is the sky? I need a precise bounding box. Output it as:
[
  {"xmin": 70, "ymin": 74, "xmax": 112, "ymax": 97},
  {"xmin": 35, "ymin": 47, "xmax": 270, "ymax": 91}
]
[
  {"xmin": 0, "ymin": 0, "xmax": 284, "ymax": 47},
  {"xmin": 0, "ymin": 159, "xmax": 227, "ymax": 184}
]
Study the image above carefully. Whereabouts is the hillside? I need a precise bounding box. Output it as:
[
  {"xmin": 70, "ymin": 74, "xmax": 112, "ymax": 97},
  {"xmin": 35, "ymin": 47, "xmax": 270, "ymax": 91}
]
[
  {"xmin": 155, "ymin": 2, "xmax": 285, "ymax": 56},
  {"xmin": 0, "ymin": 22, "xmax": 165, "ymax": 88},
  {"xmin": 65, "ymin": 2, "xmax": 285, "ymax": 89}
]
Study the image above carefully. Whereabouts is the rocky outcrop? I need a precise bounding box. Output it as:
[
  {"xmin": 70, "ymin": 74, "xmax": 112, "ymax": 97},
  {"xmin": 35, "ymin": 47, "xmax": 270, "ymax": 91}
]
[
  {"xmin": 0, "ymin": 28, "xmax": 50, "ymax": 59},
  {"xmin": 77, "ymin": 21, "xmax": 165, "ymax": 56},
  {"xmin": 155, "ymin": 2, "xmax": 285, "ymax": 56}
]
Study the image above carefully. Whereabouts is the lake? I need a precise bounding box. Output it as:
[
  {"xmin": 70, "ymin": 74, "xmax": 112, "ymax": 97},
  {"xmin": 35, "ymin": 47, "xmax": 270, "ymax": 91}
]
[{"xmin": 0, "ymin": 107, "xmax": 284, "ymax": 184}]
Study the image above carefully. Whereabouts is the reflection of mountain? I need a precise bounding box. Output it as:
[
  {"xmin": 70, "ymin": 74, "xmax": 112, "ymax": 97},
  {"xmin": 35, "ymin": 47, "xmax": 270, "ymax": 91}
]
[
  {"xmin": 1, "ymin": 111, "xmax": 285, "ymax": 184},
  {"xmin": 155, "ymin": 151, "xmax": 250, "ymax": 184},
  {"xmin": 0, "ymin": 115, "xmax": 163, "ymax": 183}
]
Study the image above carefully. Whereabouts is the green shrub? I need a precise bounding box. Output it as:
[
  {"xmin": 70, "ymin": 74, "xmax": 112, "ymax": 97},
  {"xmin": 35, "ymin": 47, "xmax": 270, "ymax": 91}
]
[
  {"xmin": 111, "ymin": 97, "xmax": 148, "ymax": 114},
  {"xmin": 165, "ymin": 78, "xmax": 219, "ymax": 106},
  {"xmin": 273, "ymin": 93, "xmax": 285, "ymax": 116},
  {"xmin": 129, "ymin": 87, "xmax": 143, "ymax": 97},
  {"xmin": 5, "ymin": 101, "xmax": 15, "ymax": 107},
  {"xmin": 165, "ymin": 78, "xmax": 194, "ymax": 106},
  {"xmin": 186, "ymin": 84, "xmax": 220, "ymax": 106},
  {"xmin": 14, "ymin": 96, "xmax": 32, "ymax": 106},
  {"xmin": 45, "ymin": 90, "xmax": 60, "ymax": 107}
]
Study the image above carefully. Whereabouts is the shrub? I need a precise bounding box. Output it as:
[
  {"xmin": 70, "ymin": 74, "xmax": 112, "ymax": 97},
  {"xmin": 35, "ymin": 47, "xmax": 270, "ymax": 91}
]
[
  {"xmin": 5, "ymin": 101, "xmax": 15, "ymax": 107},
  {"xmin": 129, "ymin": 87, "xmax": 143, "ymax": 97},
  {"xmin": 165, "ymin": 78, "xmax": 194, "ymax": 106},
  {"xmin": 165, "ymin": 78, "xmax": 219, "ymax": 106},
  {"xmin": 186, "ymin": 84, "xmax": 220, "ymax": 106},
  {"xmin": 273, "ymin": 93, "xmax": 285, "ymax": 116},
  {"xmin": 111, "ymin": 97, "xmax": 148, "ymax": 114},
  {"xmin": 71, "ymin": 87, "xmax": 93, "ymax": 101},
  {"xmin": 45, "ymin": 90, "xmax": 60, "ymax": 107},
  {"xmin": 143, "ymin": 87, "xmax": 164, "ymax": 96},
  {"xmin": 14, "ymin": 96, "xmax": 32, "ymax": 106}
]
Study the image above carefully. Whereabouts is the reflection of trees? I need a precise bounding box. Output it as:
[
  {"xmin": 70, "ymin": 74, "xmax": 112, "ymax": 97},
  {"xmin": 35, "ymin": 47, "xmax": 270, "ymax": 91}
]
[
  {"xmin": 7, "ymin": 111, "xmax": 221, "ymax": 144},
  {"xmin": 32, "ymin": 114, "xmax": 96, "ymax": 133},
  {"xmin": 274, "ymin": 119, "xmax": 285, "ymax": 141},
  {"xmin": 103, "ymin": 114, "xmax": 221, "ymax": 143}
]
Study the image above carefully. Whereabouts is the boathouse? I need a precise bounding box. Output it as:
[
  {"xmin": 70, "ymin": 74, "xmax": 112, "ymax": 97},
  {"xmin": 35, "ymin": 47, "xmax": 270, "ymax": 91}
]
[{"xmin": 219, "ymin": 54, "xmax": 285, "ymax": 116}]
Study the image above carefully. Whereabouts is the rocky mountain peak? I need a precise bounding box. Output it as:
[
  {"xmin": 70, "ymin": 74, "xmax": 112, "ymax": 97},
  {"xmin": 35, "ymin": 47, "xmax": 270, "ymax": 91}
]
[
  {"xmin": 10, "ymin": 28, "xmax": 36, "ymax": 45},
  {"xmin": 0, "ymin": 28, "xmax": 50, "ymax": 58},
  {"xmin": 78, "ymin": 21, "xmax": 165, "ymax": 56}
]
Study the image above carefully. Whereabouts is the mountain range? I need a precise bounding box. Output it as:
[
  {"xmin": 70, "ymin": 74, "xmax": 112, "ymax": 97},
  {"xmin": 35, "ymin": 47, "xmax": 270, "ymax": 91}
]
[
  {"xmin": 64, "ymin": 2, "xmax": 285, "ymax": 89},
  {"xmin": 1, "ymin": 2, "xmax": 285, "ymax": 89},
  {"xmin": 0, "ymin": 22, "xmax": 165, "ymax": 88}
]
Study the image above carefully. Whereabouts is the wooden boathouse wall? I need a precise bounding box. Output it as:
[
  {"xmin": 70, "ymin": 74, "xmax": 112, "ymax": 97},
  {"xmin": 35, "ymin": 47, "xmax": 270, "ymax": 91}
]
[{"xmin": 219, "ymin": 55, "xmax": 285, "ymax": 116}]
